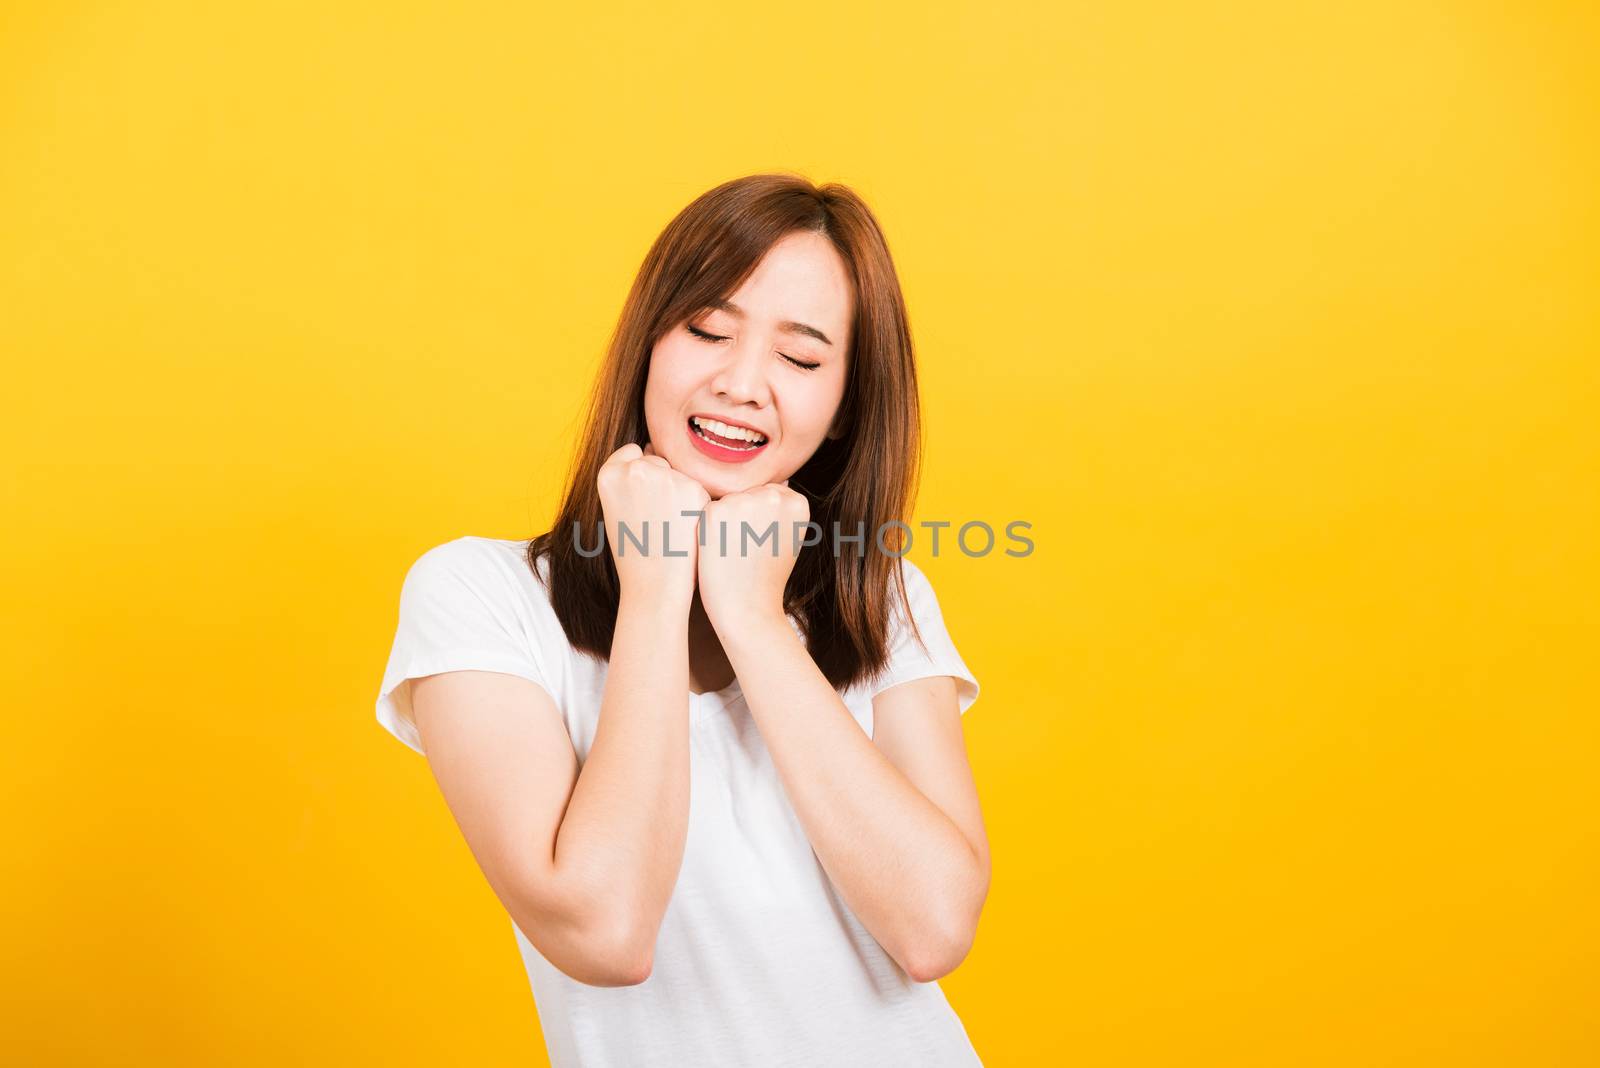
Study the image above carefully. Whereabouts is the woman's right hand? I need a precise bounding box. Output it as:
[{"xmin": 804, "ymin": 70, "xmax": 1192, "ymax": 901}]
[{"xmin": 597, "ymin": 441, "xmax": 709, "ymax": 609}]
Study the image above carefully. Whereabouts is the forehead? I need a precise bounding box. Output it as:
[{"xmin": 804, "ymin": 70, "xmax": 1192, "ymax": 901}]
[{"xmin": 717, "ymin": 232, "xmax": 853, "ymax": 339}]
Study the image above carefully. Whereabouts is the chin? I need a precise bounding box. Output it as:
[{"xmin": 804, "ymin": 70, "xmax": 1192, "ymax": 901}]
[
  {"xmin": 664, "ymin": 442, "xmax": 782, "ymax": 497},
  {"xmin": 715, "ymin": 471, "xmax": 776, "ymax": 499},
  {"xmin": 704, "ymin": 476, "xmax": 754, "ymax": 501}
]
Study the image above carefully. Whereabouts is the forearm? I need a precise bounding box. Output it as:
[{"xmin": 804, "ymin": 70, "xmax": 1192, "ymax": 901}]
[
  {"xmin": 721, "ymin": 615, "xmax": 986, "ymax": 979},
  {"xmin": 552, "ymin": 593, "xmax": 691, "ymax": 958}
]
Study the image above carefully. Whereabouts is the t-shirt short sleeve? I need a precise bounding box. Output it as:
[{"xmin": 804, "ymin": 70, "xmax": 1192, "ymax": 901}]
[
  {"xmin": 375, "ymin": 537, "xmax": 552, "ymax": 756},
  {"xmin": 869, "ymin": 559, "xmax": 980, "ymax": 715}
]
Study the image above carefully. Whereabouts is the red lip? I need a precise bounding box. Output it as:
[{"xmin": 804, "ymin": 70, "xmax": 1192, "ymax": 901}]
[
  {"xmin": 689, "ymin": 413, "xmax": 769, "ymax": 438},
  {"xmin": 686, "ymin": 417, "xmax": 769, "ymax": 464}
]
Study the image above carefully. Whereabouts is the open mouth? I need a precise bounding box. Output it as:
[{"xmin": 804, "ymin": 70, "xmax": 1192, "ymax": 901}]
[{"xmin": 687, "ymin": 415, "xmax": 768, "ymax": 451}]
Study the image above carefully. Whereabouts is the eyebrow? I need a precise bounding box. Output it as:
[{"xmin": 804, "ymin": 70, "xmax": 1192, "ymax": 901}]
[{"xmin": 708, "ymin": 299, "xmax": 834, "ymax": 347}]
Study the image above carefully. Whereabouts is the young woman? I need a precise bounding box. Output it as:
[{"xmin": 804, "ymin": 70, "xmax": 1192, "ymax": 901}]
[{"xmin": 376, "ymin": 173, "xmax": 989, "ymax": 1066}]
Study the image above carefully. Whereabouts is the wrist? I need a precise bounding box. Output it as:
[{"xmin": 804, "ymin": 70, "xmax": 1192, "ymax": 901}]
[
  {"xmin": 713, "ymin": 602, "xmax": 794, "ymax": 650},
  {"xmin": 617, "ymin": 585, "xmax": 693, "ymax": 628}
]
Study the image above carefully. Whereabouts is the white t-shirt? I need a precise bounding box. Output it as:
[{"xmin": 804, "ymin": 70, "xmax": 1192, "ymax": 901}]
[{"xmin": 376, "ymin": 535, "xmax": 983, "ymax": 1067}]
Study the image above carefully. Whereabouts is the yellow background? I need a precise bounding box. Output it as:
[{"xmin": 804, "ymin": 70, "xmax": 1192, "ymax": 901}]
[{"xmin": 4, "ymin": 2, "xmax": 1595, "ymax": 1064}]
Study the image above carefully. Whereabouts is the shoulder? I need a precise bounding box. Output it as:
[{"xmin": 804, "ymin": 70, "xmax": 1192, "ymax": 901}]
[
  {"xmin": 407, "ymin": 535, "xmax": 530, "ymax": 579},
  {"xmin": 890, "ymin": 556, "xmax": 942, "ymax": 624},
  {"xmin": 869, "ymin": 556, "xmax": 981, "ymax": 712},
  {"xmin": 401, "ymin": 536, "xmax": 550, "ymax": 610},
  {"xmin": 898, "ymin": 556, "xmax": 933, "ymax": 592}
]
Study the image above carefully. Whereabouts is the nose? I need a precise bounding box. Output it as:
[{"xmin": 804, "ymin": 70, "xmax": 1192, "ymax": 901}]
[{"xmin": 709, "ymin": 336, "xmax": 774, "ymax": 409}]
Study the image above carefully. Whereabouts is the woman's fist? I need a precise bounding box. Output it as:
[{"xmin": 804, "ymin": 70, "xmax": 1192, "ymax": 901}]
[
  {"xmin": 596, "ymin": 441, "xmax": 709, "ymax": 608},
  {"xmin": 697, "ymin": 481, "xmax": 809, "ymax": 633}
]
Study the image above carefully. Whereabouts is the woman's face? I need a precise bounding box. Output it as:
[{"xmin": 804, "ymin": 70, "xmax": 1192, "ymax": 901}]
[{"xmin": 644, "ymin": 230, "xmax": 853, "ymax": 500}]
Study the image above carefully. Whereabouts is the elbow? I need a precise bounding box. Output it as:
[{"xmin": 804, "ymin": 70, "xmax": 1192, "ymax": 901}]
[
  {"xmin": 899, "ymin": 861, "xmax": 988, "ymax": 984},
  {"xmin": 584, "ymin": 949, "xmax": 654, "ymax": 988},
  {"xmin": 536, "ymin": 923, "xmax": 654, "ymax": 988},
  {"xmin": 896, "ymin": 898, "xmax": 982, "ymax": 983},
  {"xmin": 507, "ymin": 885, "xmax": 657, "ymax": 988},
  {"xmin": 567, "ymin": 908, "xmax": 657, "ymax": 987},
  {"xmin": 900, "ymin": 924, "xmax": 977, "ymax": 984}
]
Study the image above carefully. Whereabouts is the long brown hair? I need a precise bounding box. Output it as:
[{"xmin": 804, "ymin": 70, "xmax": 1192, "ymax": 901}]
[{"xmin": 527, "ymin": 172, "xmax": 925, "ymax": 691}]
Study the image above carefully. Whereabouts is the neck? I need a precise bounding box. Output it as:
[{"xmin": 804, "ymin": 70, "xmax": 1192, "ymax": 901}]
[
  {"xmin": 687, "ymin": 587, "xmax": 717, "ymax": 657},
  {"xmin": 686, "ymin": 588, "xmax": 732, "ymax": 690}
]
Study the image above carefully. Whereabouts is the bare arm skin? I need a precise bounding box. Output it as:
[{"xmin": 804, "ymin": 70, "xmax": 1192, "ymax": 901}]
[
  {"xmin": 694, "ymin": 482, "xmax": 989, "ymax": 983},
  {"xmin": 408, "ymin": 442, "xmax": 708, "ymax": 987},
  {"xmin": 411, "ymin": 597, "xmax": 689, "ymax": 986},
  {"xmin": 718, "ymin": 618, "xmax": 990, "ymax": 982}
]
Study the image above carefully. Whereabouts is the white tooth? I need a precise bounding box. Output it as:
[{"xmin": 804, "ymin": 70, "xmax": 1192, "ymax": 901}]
[{"xmin": 692, "ymin": 417, "xmax": 765, "ymax": 446}]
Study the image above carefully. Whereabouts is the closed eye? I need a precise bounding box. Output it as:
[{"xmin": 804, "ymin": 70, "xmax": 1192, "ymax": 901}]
[
  {"xmin": 686, "ymin": 324, "xmax": 821, "ymax": 372},
  {"xmin": 686, "ymin": 324, "xmax": 728, "ymax": 344}
]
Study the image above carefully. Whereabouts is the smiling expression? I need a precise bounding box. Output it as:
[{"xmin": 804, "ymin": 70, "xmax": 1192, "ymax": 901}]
[{"xmin": 644, "ymin": 230, "xmax": 853, "ymax": 500}]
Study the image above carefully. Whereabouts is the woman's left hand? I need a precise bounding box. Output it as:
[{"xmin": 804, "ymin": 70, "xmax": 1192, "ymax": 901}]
[{"xmin": 698, "ymin": 480, "xmax": 809, "ymax": 634}]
